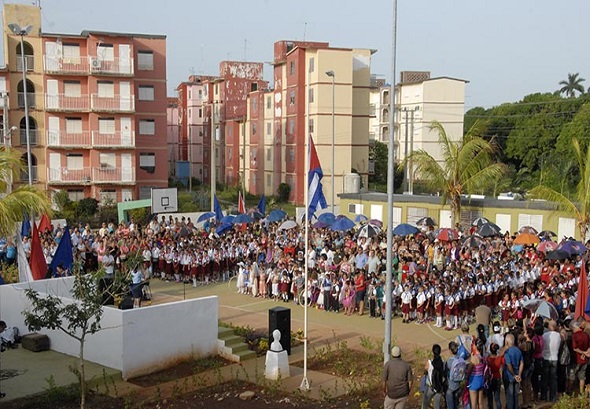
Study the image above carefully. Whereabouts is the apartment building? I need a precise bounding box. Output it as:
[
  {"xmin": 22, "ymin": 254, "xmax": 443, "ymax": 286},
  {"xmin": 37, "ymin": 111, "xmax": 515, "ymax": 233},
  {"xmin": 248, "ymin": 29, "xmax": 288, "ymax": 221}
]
[{"xmin": 3, "ymin": 3, "xmax": 167, "ymax": 203}]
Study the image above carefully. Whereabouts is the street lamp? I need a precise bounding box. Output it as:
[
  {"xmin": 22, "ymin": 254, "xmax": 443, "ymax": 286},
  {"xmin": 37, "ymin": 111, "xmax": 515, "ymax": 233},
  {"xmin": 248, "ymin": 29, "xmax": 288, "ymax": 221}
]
[
  {"xmin": 8, "ymin": 23, "xmax": 33, "ymax": 185},
  {"xmin": 325, "ymin": 70, "xmax": 335, "ymax": 214}
]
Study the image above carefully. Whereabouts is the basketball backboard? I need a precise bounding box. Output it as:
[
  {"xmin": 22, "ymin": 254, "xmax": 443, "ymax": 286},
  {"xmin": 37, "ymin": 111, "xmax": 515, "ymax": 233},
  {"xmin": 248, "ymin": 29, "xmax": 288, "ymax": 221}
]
[{"xmin": 151, "ymin": 188, "xmax": 178, "ymax": 214}]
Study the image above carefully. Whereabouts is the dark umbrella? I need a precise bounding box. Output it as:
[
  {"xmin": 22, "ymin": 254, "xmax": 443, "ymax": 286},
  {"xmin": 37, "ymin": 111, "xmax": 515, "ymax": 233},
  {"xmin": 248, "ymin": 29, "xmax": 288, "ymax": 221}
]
[
  {"xmin": 369, "ymin": 219, "xmax": 383, "ymax": 228},
  {"xmin": 393, "ymin": 223, "xmax": 420, "ymax": 236},
  {"xmin": 436, "ymin": 228, "xmax": 460, "ymax": 242},
  {"xmin": 538, "ymin": 230, "xmax": 557, "ymax": 239},
  {"xmin": 249, "ymin": 211, "xmax": 264, "ymax": 220},
  {"xmin": 462, "ymin": 235, "xmax": 484, "ymax": 249},
  {"xmin": 268, "ymin": 209, "xmax": 287, "ymax": 222},
  {"xmin": 318, "ymin": 212, "xmax": 336, "ymax": 225},
  {"xmin": 476, "ymin": 223, "xmax": 502, "ymax": 237},
  {"xmin": 416, "ymin": 217, "xmax": 437, "ymax": 227},
  {"xmin": 330, "ymin": 215, "xmax": 355, "ymax": 232},
  {"xmin": 312, "ymin": 221, "xmax": 330, "ymax": 229},
  {"xmin": 557, "ymin": 240, "xmax": 587, "ymax": 256},
  {"xmin": 358, "ymin": 224, "xmax": 381, "ymax": 238},
  {"xmin": 472, "ymin": 217, "xmax": 490, "ymax": 227},
  {"xmin": 545, "ymin": 249, "xmax": 570, "ymax": 260},
  {"xmin": 232, "ymin": 213, "xmax": 254, "ymax": 224},
  {"xmin": 197, "ymin": 212, "xmax": 215, "ymax": 223}
]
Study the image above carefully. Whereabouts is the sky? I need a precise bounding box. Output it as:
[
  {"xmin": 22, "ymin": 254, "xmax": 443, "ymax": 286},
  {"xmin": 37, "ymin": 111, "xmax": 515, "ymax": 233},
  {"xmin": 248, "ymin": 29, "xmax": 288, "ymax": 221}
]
[{"xmin": 5, "ymin": 0, "xmax": 590, "ymax": 108}]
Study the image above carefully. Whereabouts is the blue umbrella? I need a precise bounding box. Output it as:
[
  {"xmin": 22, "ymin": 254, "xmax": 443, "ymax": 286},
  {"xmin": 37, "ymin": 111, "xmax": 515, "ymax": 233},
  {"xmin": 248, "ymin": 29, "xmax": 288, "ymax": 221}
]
[
  {"xmin": 511, "ymin": 244, "xmax": 524, "ymax": 253},
  {"xmin": 233, "ymin": 213, "xmax": 254, "ymax": 224},
  {"xmin": 216, "ymin": 223, "xmax": 233, "ymax": 235},
  {"xmin": 268, "ymin": 209, "xmax": 287, "ymax": 222},
  {"xmin": 249, "ymin": 211, "xmax": 264, "ymax": 220},
  {"xmin": 197, "ymin": 212, "xmax": 215, "ymax": 223},
  {"xmin": 330, "ymin": 215, "xmax": 355, "ymax": 232},
  {"xmin": 312, "ymin": 221, "xmax": 330, "ymax": 229},
  {"xmin": 393, "ymin": 223, "xmax": 420, "ymax": 236},
  {"xmin": 354, "ymin": 214, "xmax": 369, "ymax": 223},
  {"xmin": 557, "ymin": 240, "xmax": 587, "ymax": 256},
  {"xmin": 318, "ymin": 212, "xmax": 336, "ymax": 225}
]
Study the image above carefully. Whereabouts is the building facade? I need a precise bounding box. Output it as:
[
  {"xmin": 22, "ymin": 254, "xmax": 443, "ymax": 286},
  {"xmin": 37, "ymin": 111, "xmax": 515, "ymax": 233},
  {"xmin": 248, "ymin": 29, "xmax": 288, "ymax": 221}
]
[{"xmin": 2, "ymin": 3, "xmax": 168, "ymax": 203}]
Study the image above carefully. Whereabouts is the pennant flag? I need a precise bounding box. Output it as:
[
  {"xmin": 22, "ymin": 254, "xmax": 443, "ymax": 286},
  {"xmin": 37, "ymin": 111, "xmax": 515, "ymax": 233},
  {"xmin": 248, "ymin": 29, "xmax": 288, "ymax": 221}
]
[
  {"xmin": 308, "ymin": 135, "xmax": 328, "ymax": 219},
  {"xmin": 257, "ymin": 194, "xmax": 266, "ymax": 215},
  {"xmin": 575, "ymin": 260, "xmax": 590, "ymax": 321},
  {"xmin": 49, "ymin": 226, "xmax": 73, "ymax": 275},
  {"xmin": 38, "ymin": 214, "xmax": 52, "ymax": 233},
  {"xmin": 29, "ymin": 223, "xmax": 47, "ymax": 280},
  {"xmin": 21, "ymin": 215, "xmax": 31, "ymax": 238},
  {"xmin": 238, "ymin": 191, "xmax": 246, "ymax": 214},
  {"xmin": 16, "ymin": 234, "xmax": 34, "ymax": 282},
  {"xmin": 214, "ymin": 194, "xmax": 224, "ymax": 222}
]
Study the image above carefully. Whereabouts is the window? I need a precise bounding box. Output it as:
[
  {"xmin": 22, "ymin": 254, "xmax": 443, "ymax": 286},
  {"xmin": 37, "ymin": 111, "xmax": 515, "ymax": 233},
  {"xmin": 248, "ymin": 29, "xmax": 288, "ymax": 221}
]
[
  {"xmin": 99, "ymin": 189, "xmax": 116, "ymax": 203},
  {"xmin": 63, "ymin": 44, "xmax": 81, "ymax": 62},
  {"xmin": 67, "ymin": 189, "xmax": 84, "ymax": 201},
  {"xmin": 309, "ymin": 57, "xmax": 314, "ymax": 73},
  {"xmin": 198, "ymin": 108, "xmax": 202, "ymax": 118},
  {"xmin": 348, "ymin": 203, "xmax": 364, "ymax": 214},
  {"xmin": 99, "ymin": 153, "xmax": 116, "ymax": 168},
  {"xmin": 288, "ymin": 119, "xmax": 295, "ymax": 134},
  {"xmin": 97, "ymin": 81, "xmax": 114, "ymax": 98},
  {"xmin": 288, "ymin": 148, "xmax": 295, "ymax": 162},
  {"xmin": 289, "ymin": 90, "xmax": 295, "ymax": 106},
  {"xmin": 97, "ymin": 44, "xmax": 114, "ymax": 61},
  {"xmin": 308, "ymin": 118, "xmax": 314, "ymax": 134},
  {"xmin": 98, "ymin": 118, "xmax": 115, "ymax": 134},
  {"xmin": 214, "ymin": 83, "xmax": 219, "ymax": 95},
  {"xmin": 139, "ymin": 186, "xmax": 155, "ymax": 200},
  {"xmin": 252, "ymin": 123, "xmax": 256, "ymax": 135},
  {"xmin": 266, "ymin": 174, "xmax": 271, "ymax": 187},
  {"xmin": 188, "ymin": 90, "xmax": 191, "ymax": 99},
  {"xmin": 138, "ymin": 85, "xmax": 154, "ymax": 101},
  {"xmin": 308, "ymin": 88, "xmax": 314, "ymax": 103},
  {"xmin": 252, "ymin": 97, "xmax": 257, "ymax": 111},
  {"xmin": 251, "ymin": 83, "xmax": 258, "ymax": 92},
  {"xmin": 266, "ymin": 122, "xmax": 271, "ymax": 136},
  {"xmin": 228, "ymin": 147, "xmax": 232, "ymax": 162},
  {"xmin": 65, "ymin": 117, "xmax": 82, "ymax": 134},
  {"xmin": 137, "ymin": 50, "xmax": 154, "ymax": 70},
  {"xmin": 188, "ymin": 109, "xmax": 191, "ymax": 119},
  {"xmin": 139, "ymin": 152, "xmax": 156, "ymax": 173},
  {"xmin": 266, "ymin": 96, "xmax": 271, "ymax": 109},
  {"xmin": 139, "ymin": 119, "xmax": 155, "ymax": 135},
  {"xmin": 198, "ymin": 90, "xmax": 202, "ymax": 99},
  {"xmin": 407, "ymin": 207, "xmax": 428, "ymax": 225},
  {"xmin": 266, "ymin": 148, "xmax": 271, "ymax": 162},
  {"xmin": 64, "ymin": 81, "xmax": 81, "ymax": 97},
  {"xmin": 290, "ymin": 61, "xmax": 295, "ymax": 75},
  {"xmin": 66, "ymin": 153, "xmax": 83, "ymax": 169}
]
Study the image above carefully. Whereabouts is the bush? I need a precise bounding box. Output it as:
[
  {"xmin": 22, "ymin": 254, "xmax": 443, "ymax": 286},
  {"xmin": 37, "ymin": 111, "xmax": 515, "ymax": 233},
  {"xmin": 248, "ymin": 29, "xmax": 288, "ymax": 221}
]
[
  {"xmin": 277, "ymin": 183, "xmax": 291, "ymax": 203},
  {"xmin": 552, "ymin": 392, "xmax": 590, "ymax": 409}
]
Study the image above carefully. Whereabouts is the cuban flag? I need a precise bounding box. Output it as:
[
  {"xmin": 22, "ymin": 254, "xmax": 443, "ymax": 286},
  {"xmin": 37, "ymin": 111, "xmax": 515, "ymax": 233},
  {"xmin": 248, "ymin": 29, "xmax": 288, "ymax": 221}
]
[
  {"xmin": 575, "ymin": 260, "xmax": 590, "ymax": 321},
  {"xmin": 238, "ymin": 191, "xmax": 246, "ymax": 214},
  {"xmin": 308, "ymin": 135, "xmax": 327, "ymax": 219}
]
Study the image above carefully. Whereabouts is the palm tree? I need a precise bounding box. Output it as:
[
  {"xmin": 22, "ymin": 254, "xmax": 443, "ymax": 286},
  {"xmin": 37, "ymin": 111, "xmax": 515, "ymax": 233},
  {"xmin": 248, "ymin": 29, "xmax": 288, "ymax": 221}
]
[
  {"xmin": 0, "ymin": 148, "xmax": 52, "ymax": 237},
  {"xmin": 529, "ymin": 138, "xmax": 590, "ymax": 238},
  {"xmin": 559, "ymin": 73, "xmax": 585, "ymax": 98},
  {"xmin": 405, "ymin": 121, "xmax": 506, "ymax": 227}
]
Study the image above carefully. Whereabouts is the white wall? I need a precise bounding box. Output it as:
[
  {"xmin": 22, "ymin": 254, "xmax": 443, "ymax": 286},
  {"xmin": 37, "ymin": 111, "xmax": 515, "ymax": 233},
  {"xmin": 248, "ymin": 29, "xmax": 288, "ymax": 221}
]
[{"xmin": 0, "ymin": 278, "xmax": 218, "ymax": 380}]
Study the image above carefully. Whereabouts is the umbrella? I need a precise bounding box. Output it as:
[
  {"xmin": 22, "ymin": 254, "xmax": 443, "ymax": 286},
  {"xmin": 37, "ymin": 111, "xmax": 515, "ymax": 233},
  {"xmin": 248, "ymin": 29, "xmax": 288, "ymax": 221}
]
[
  {"xmin": 537, "ymin": 240, "xmax": 558, "ymax": 253},
  {"xmin": 462, "ymin": 235, "xmax": 484, "ymax": 249},
  {"xmin": 393, "ymin": 223, "xmax": 420, "ymax": 236},
  {"xmin": 249, "ymin": 211, "xmax": 264, "ymax": 220},
  {"xmin": 472, "ymin": 217, "xmax": 490, "ymax": 227},
  {"xmin": 511, "ymin": 244, "xmax": 524, "ymax": 253},
  {"xmin": 318, "ymin": 212, "xmax": 336, "ymax": 225},
  {"xmin": 523, "ymin": 299, "xmax": 559, "ymax": 320},
  {"xmin": 538, "ymin": 230, "xmax": 557, "ymax": 239},
  {"xmin": 476, "ymin": 223, "xmax": 502, "ymax": 237},
  {"xmin": 215, "ymin": 223, "xmax": 233, "ymax": 235},
  {"xmin": 330, "ymin": 215, "xmax": 355, "ymax": 232},
  {"xmin": 312, "ymin": 221, "xmax": 330, "ymax": 229},
  {"xmin": 416, "ymin": 216, "xmax": 437, "ymax": 227},
  {"xmin": 354, "ymin": 214, "xmax": 369, "ymax": 223},
  {"xmin": 268, "ymin": 209, "xmax": 287, "ymax": 222},
  {"xmin": 278, "ymin": 220, "xmax": 298, "ymax": 231},
  {"xmin": 519, "ymin": 226, "xmax": 539, "ymax": 235},
  {"xmin": 369, "ymin": 219, "xmax": 383, "ymax": 228},
  {"xmin": 514, "ymin": 233, "xmax": 540, "ymax": 245},
  {"xmin": 557, "ymin": 240, "xmax": 587, "ymax": 256},
  {"xmin": 545, "ymin": 249, "xmax": 570, "ymax": 260},
  {"xmin": 436, "ymin": 228, "xmax": 460, "ymax": 242},
  {"xmin": 220, "ymin": 214, "xmax": 235, "ymax": 224},
  {"xmin": 232, "ymin": 214, "xmax": 254, "ymax": 224},
  {"xmin": 358, "ymin": 224, "xmax": 381, "ymax": 238},
  {"xmin": 197, "ymin": 212, "xmax": 215, "ymax": 223}
]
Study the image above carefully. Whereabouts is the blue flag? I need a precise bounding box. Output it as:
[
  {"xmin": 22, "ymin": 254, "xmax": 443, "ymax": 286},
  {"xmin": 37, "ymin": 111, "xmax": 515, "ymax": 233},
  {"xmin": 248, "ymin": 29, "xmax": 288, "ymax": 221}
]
[
  {"xmin": 308, "ymin": 135, "xmax": 328, "ymax": 219},
  {"xmin": 214, "ymin": 194, "xmax": 224, "ymax": 222},
  {"xmin": 257, "ymin": 195, "xmax": 266, "ymax": 215},
  {"xmin": 49, "ymin": 226, "xmax": 73, "ymax": 275},
  {"xmin": 21, "ymin": 215, "xmax": 31, "ymax": 238}
]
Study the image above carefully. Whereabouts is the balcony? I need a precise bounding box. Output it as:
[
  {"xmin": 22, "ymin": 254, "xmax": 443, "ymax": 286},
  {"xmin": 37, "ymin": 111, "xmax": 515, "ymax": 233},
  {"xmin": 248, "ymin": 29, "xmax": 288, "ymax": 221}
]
[
  {"xmin": 91, "ymin": 94, "xmax": 134, "ymax": 112},
  {"xmin": 89, "ymin": 57, "xmax": 134, "ymax": 76},
  {"xmin": 93, "ymin": 167, "xmax": 135, "ymax": 184},
  {"xmin": 47, "ymin": 131, "xmax": 92, "ymax": 148},
  {"xmin": 17, "ymin": 92, "xmax": 36, "ymax": 109},
  {"xmin": 92, "ymin": 131, "xmax": 135, "ymax": 148},
  {"xmin": 0, "ymin": 95, "xmax": 8, "ymax": 108},
  {"xmin": 44, "ymin": 56, "xmax": 89, "ymax": 75},
  {"xmin": 20, "ymin": 165, "xmax": 38, "ymax": 182},
  {"xmin": 48, "ymin": 167, "xmax": 92, "ymax": 184},
  {"xmin": 20, "ymin": 129, "xmax": 39, "ymax": 146},
  {"xmin": 45, "ymin": 94, "xmax": 90, "ymax": 112},
  {"xmin": 16, "ymin": 55, "xmax": 34, "ymax": 72}
]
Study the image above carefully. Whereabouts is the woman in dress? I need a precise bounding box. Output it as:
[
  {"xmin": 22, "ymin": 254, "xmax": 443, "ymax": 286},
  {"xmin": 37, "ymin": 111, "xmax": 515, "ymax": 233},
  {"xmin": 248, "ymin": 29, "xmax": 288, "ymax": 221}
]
[{"xmin": 342, "ymin": 280, "xmax": 356, "ymax": 316}]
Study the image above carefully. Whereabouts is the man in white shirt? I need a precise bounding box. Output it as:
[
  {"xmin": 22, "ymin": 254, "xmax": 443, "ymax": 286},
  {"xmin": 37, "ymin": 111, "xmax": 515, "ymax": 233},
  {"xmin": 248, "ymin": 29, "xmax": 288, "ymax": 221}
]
[
  {"xmin": 102, "ymin": 248, "xmax": 115, "ymax": 278},
  {"xmin": 541, "ymin": 320, "xmax": 561, "ymax": 402}
]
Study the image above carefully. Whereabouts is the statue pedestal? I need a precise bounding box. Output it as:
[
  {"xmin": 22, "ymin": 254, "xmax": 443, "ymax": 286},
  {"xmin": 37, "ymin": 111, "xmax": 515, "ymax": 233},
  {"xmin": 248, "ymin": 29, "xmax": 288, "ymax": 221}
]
[{"xmin": 265, "ymin": 350, "xmax": 290, "ymax": 380}]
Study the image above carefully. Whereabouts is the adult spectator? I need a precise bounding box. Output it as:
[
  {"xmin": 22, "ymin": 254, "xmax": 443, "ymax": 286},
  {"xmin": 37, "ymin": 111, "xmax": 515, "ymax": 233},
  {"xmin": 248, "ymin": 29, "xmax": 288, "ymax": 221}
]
[
  {"xmin": 541, "ymin": 320, "xmax": 561, "ymax": 403},
  {"xmin": 445, "ymin": 341, "xmax": 462, "ymax": 409},
  {"xmin": 383, "ymin": 345, "xmax": 413, "ymax": 409},
  {"xmin": 355, "ymin": 269, "xmax": 367, "ymax": 316},
  {"xmin": 129, "ymin": 265, "xmax": 144, "ymax": 309},
  {"xmin": 502, "ymin": 333, "xmax": 523, "ymax": 409},
  {"xmin": 486, "ymin": 342, "xmax": 504, "ymax": 409},
  {"xmin": 467, "ymin": 339, "xmax": 486, "ymax": 409},
  {"xmin": 102, "ymin": 247, "xmax": 115, "ymax": 278},
  {"xmin": 422, "ymin": 344, "xmax": 445, "ymax": 409},
  {"xmin": 518, "ymin": 327, "xmax": 534, "ymax": 404},
  {"xmin": 531, "ymin": 324, "xmax": 544, "ymax": 402},
  {"xmin": 571, "ymin": 320, "xmax": 590, "ymax": 395},
  {"xmin": 475, "ymin": 299, "xmax": 492, "ymax": 339}
]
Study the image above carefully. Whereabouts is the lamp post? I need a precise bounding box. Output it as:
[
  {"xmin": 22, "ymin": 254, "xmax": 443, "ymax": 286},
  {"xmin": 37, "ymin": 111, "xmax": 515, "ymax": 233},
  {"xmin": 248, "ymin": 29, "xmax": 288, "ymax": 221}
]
[
  {"xmin": 325, "ymin": 70, "xmax": 335, "ymax": 214},
  {"xmin": 9, "ymin": 23, "xmax": 33, "ymax": 185}
]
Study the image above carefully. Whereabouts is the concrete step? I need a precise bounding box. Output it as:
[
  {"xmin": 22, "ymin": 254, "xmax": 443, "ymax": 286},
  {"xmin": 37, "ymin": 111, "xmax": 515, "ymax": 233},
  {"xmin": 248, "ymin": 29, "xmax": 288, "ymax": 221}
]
[
  {"xmin": 217, "ymin": 326, "xmax": 234, "ymax": 339},
  {"xmin": 230, "ymin": 343, "xmax": 250, "ymax": 353},
  {"xmin": 233, "ymin": 349, "xmax": 256, "ymax": 362},
  {"xmin": 219, "ymin": 335, "xmax": 243, "ymax": 346},
  {"xmin": 217, "ymin": 326, "xmax": 255, "ymax": 363}
]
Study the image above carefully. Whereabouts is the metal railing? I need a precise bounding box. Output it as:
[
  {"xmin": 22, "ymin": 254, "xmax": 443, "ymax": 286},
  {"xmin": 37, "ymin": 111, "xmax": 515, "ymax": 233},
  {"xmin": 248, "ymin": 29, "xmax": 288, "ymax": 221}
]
[
  {"xmin": 93, "ymin": 167, "xmax": 135, "ymax": 183},
  {"xmin": 89, "ymin": 57, "xmax": 134, "ymax": 76},
  {"xmin": 46, "ymin": 131, "xmax": 92, "ymax": 147},
  {"xmin": 45, "ymin": 94, "xmax": 90, "ymax": 111},
  {"xmin": 90, "ymin": 94, "xmax": 135, "ymax": 112},
  {"xmin": 16, "ymin": 55, "xmax": 34, "ymax": 72},
  {"xmin": 47, "ymin": 167, "xmax": 92, "ymax": 184},
  {"xmin": 20, "ymin": 129, "xmax": 38, "ymax": 146},
  {"xmin": 44, "ymin": 56, "xmax": 89, "ymax": 75},
  {"xmin": 92, "ymin": 131, "xmax": 135, "ymax": 148}
]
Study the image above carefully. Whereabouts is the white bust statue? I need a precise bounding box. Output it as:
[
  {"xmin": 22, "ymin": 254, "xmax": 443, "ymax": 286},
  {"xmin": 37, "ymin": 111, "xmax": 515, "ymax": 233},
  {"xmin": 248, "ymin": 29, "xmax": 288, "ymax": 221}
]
[{"xmin": 270, "ymin": 329, "xmax": 283, "ymax": 352}]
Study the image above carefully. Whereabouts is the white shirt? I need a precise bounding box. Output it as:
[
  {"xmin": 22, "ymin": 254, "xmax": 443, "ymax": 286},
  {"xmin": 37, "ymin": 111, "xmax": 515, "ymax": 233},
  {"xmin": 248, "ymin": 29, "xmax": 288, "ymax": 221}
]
[{"xmin": 542, "ymin": 330, "xmax": 562, "ymax": 361}]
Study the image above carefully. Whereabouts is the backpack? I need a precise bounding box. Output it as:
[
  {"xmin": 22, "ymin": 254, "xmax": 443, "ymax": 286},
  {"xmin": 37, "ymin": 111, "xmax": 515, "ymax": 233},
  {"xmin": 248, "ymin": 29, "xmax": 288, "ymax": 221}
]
[
  {"xmin": 482, "ymin": 359, "xmax": 493, "ymax": 389},
  {"xmin": 450, "ymin": 355, "xmax": 467, "ymax": 383},
  {"xmin": 559, "ymin": 342, "xmax": 571, "ymax": 366},
  {"xmin": 430, "ymin": 357, "xmax": 446, "ymax": 393}
]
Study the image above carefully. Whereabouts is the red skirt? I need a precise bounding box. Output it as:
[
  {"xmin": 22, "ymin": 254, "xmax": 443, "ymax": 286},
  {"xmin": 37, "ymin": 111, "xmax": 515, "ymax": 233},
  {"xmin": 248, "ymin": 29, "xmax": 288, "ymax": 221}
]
[
  {"xmin": 417, "ymin": 304, "xmax": 425, "ymax": 314},
  {"xmin": 401, "ymin": 303, "xmax": 411, "ymax": 314},
  {"xmin": 435, "ymin": 303, "xmax": 443, "ymax": 315},
  {"xmin": 444, "ymin": 305, "xmax": 452, "ymax": 316}
]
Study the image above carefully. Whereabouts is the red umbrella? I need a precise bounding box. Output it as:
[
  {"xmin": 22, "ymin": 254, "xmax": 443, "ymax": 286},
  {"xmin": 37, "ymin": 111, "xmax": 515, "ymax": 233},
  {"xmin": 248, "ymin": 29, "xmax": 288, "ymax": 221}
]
[
  {"xmin": 436, "ymin": 228, "xmax": 460, "ymax": 242},
  {"xmin": 537, "ymin": 240, "xmax": 558, "ymax": 253}
]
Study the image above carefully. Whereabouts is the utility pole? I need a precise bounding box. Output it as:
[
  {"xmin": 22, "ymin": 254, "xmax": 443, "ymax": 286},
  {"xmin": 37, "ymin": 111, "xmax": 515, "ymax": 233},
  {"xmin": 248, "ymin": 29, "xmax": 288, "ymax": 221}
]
[
  {"xmin": 408, "ymin": 107, "xmax": 418, "ymax": 194},
  {"xmin": 402, "ymin": 108, "xmax": 409, "ymax": 193}
]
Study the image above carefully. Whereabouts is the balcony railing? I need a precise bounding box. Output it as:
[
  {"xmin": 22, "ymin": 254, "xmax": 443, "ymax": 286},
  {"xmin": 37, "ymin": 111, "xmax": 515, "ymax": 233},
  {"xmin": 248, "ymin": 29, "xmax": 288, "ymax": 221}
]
[
  {"xmin": 20, "ymin": 165, "xmax": 38, "ymax": 182},
  {"xmin": 48, "ymin": 167, "xmax": 92, "ymax": 184},
  {"xmin": 46, "ymin": 131, "xmax": 92, "ymax": 148},
  {"xmin": 89, "ymin": 57, "xmax": 134, "ymax": 76},
  {"xmin": 20, "ymin": 129, "xmax": 39, "ymax": 146},
  {"xmin": 93, "ymin": 167, "xmax": 135, "ymax": 183},
  {"xmin": 16, "ymin": 55, "xmax": 34, "ymax": 72},
  {"xmin": 0, "ymin": 95, "xmax": 8, "ymax": 108},
  {"xmin": 91, "ymin": 94, "xmax": 135, "ymax": 112},
  {"xmin": 17, "ymin": 92, "xmax": 36, "ymax": 109},
  {"xmin": 45, "ymin": 94, "xmax": 90, "ymax": 111},
  {"xmin": 92, "ymin": 131, "xmax": 135, "ymax": 148},
  {"xmin": 44, "ymin": 56, "xmax": 89, "ymax": 75}
]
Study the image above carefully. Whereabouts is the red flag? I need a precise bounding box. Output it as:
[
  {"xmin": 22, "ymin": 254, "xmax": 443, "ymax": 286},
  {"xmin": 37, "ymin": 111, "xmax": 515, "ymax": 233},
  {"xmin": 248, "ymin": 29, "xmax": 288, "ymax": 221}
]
[
  {"xmin": 238, "ymin": 191, "xmax": 245, "ymax": 214},
  {"xmin": 575, "ymin": 260, "xmax": 590, "ymax": 321},
  {"xmin": 37, "ymin": 214, "xmax": 52, "ymax": 233},
  {"xmin": 29, "ymin": 223, "xmax": 47, "ymax": 280}
]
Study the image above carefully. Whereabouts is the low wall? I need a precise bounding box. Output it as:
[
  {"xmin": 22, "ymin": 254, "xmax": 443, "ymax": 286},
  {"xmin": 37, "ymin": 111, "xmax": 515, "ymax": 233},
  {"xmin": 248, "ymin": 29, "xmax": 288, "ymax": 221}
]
[{"xmin": 0, "ymin": 277, "xmax": 218, "ymax": 380}]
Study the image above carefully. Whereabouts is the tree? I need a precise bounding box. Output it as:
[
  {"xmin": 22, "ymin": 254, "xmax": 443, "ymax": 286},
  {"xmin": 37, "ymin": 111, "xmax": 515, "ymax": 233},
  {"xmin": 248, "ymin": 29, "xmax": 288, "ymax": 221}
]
[
  {"xmin": 277, "ymin": 183, "xmax": 291, "ymax": 203},
  {"xmin": 369, "ymin": 141, "xmax": 388, "ymax": 184},
  {"xmin": 23, "ymin": 266, "xmax": 104, "ymax": 409},
  {"xmin": 0, "ymin": 148, "xmax": 52, "ymax": 236},
  {"xmin": 529, "ymin": 138, "xmax": 590, "ymax": 238},
  {"xmin": 406, "ymin": 121, "xmax": 506, "ymax": 227},
  {"xmin": 559, "ymin": 73, "xmax": 585, "ymax": 98}
]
